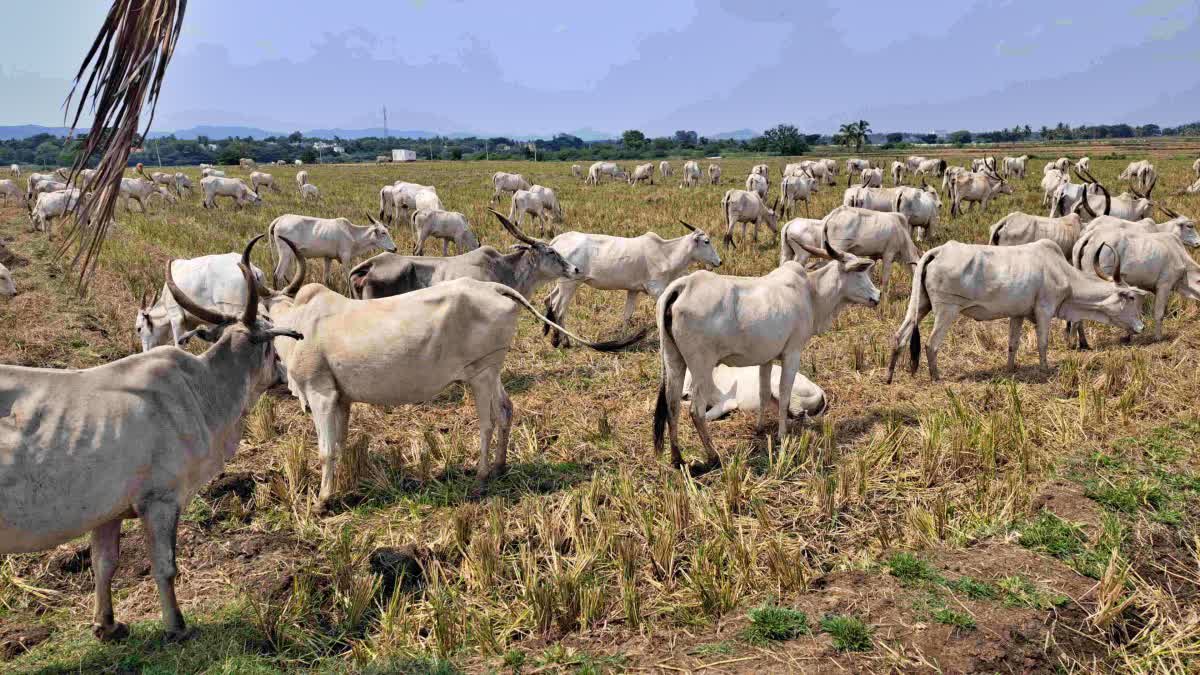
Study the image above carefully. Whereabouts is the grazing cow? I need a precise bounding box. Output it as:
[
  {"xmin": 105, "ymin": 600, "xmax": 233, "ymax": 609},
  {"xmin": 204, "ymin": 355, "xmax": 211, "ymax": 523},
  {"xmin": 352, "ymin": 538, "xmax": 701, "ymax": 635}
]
[
  {"xmin": 491, "ymin": 171, "xmax": 531, "ymax": 202},
  {"xmin": 120, "ymin": 177, "xmax": 177, "ymax": 211},
  {"xmin": 861, "ymin": 167, "xmax": 883, "ymax": 188},
  {"xmin": 543, "ymin": 221, "xmax": 722, "ymax": 346},
  {"xmin": 0, "ymin": 179, "xmax": 25, "ymax": 206},
  {"xmin": 845, "ymin": 158, "xmax": 870, "ymax": 179},
  {"xmin": 886, "ymin": 240, "xmax": 1146, "ymax": 382},
  {"xmin": 201, "ymin": 176, "xmax": 260, "ymax": 209},
  {"xmin": 172, "ymin": 173, "xmax": 193, "ymax": 197},
  {"xmin": 819, "ymin": 158, "xmax": 840, "ymax": 185},
  {"xmin": 708, "ymin": 163, "xmax": 722, "ymax": 185},
  {"xmin": 1051, "ymin": 157, "xmax": 1071, "ymax": 172},
  {"xmin": 138, "ymin": 165, "xmax": 184, "ymax": 197},
  {"xmin": 721, "ymin": 190, "xmax": 779, "ymax": 247},
  {"xmin": 572, "ymin": 164, "xmax": 584, "ymax": 179},
  {"xmin": 680, "ymin": 160, "xmax": 703, "ymax": 187},
  {"xmin": 630, "ymin": 162, "xmax": 655, "ymax": 185},
  {"xmin": 941, "ymin": 166, "xmax": 966, "ymax": 196},
  {"xmin": 30, "ymin": 188, "xmax": 82, "ymax": 236},
  {"xmin": 0, "ymin": 262, "xmax": 15, "ymax": 297},
  {"xmin": 1042, "ymin": 169, "xmax": 1069, "ymax": 207},
  {"xmin": 299, "ymin": 183, "xmax": 320, "ymax": 201},
  {"xmin": 9, "ymin": 163, "xmax": 18, "ymax": 177},
  {"xmin": 1119, "ymin": 160, "xmax": 1156, "ymax": 194},
  {"xmin": 895, "ymin": 182, "xmax": 942, "ymax": 241},
  {"xmin": 1050, "ymin": 173, "xmax": 1109, "ymax": 221},
  {"xmin": 387, "ymin": 182, "xmax": 439, "ymax": 224},
  {"xmin": 905, "ymin": 156, "xmax": 926, "ymax": 172},
  {"xmin": 1072, "ymin": 226, "xmax": 1200, "ymax": 343},
  {"xmin": 779, "ymin": 172, "xmax": 817, "ymax": 218},
  {"xmin": 653, "ymin": 229, "xmax": 878, "ymax": 468},
  {"xmin": 949, "ymin": 161, "xmax": 1012, "ymax": 216},
  {"xmin": 778, "ymin": 217, "xmax": 825, "ymax": 265},
  {"xmin": 971, "ymin": 157, "xmax": 996, "ymax": 173},
  {"xmin": 890, "ymin": 161, "xmax": 906, "ymax": 186},
  {"xmin": 914, "ymin": 158, "xmax": 947, "ymax": 178},
  {"xmin": 248, "ymin": 171, "xmax": 281, "ymax": 195},
  {"xmin": 200, "ymin": 167, "xmax": 226, "ymax": 178},
  {"xmin": 988, "ymin": 211, "xmax": 1085, "ymax": 258},
  {"xmin": 295, "ymin": 170, "xmax": 309, "ymax": 188},
  {"xmin": 135, "ymin": 252, "xmax": 272, "ymax": 352},
  {"xmin": 27, "ymin": 176, "xmax": 67, "ymax": 203},
  {"xmin": 683, "ymin": 365, "xmax": 826, "ymax": 421},
  {"xmin": 660, "ymin": 160, "xmax": 673, "ymax": 178},
  {"xmin": 350, "ymin": 211, "xmax": 574, "ymax": 301},
  {"xmin": 239, "ymin": 158, "xmax": 256, "ymax": 169},
  {"xmin": 1078, "ymin": 213, "xmax": 1200, "ymax": 253},
  {"xmin": 261, "ymin": 256, "xmax": 642, "ymax": 507},
  {"xmin": 412, "ymin": 209, "xmax": 480, "ymax": 256},
  {"xmin": 1003, "ymin": 155, "xmax": 1029, "ymax": 178},
  {"xmin": 843, "ymin": 185, "xmax": 919, "ymax": 212},
  {"xmin": 0, "ymin": 237, "xmax": 300, "ymax": 642},
  {"xmin": 1075, "ymin": 157, "xmax": 1090, "ymax": 173},
  {"xmin": 585, "ymin": 162, "xmax": 625, "ymax": 185},
  {"xmin": 745, "ymin": 172, "xmax": 768, "ymax": 200},
  {"xmin": 818, "ymin": 205, "xmax": 921, "ymax": 291},
  {"xmin": 269, "ymin": 213, "xmax": 397, "ymax": 286},
  {"xmin": 509, "ymin": 189, "xmax": 556, "ymax": 235}
]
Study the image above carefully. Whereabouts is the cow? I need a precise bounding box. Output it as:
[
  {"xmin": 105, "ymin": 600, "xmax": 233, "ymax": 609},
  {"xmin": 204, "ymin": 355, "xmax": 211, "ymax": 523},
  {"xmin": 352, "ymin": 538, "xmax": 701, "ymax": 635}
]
[
  {"xmin": 630, "ymin": 162, "xmax": 655, "ymax": 185},
  {"xmin": 299, "ymin": 183, "xmax": 320, "ymax": 201},
  {"xmin": 8, "ymin": 163, "xmax": 18, "ymax": 177},
  {"xmin": 135, "ymin": 252, "xmax": 272, "ymax": 352},
  {"xmin": 778, "ymin": 217, "xmax": 825, "ymax": 266},
  {"xmin": 1051, "ymin": 157, "xmax": 1071, "ymax": 172},
  {"xmin": 1075, "ymin": 157, "xmax": 1090, "ymax": 174},
  {"xmin": 708, "ymin": 163, "xmax": 722, "ymax": 185},
  {"xmin": 0, "ymin": 262, "xmax": 14, "ymax": 297},
  {"xmin": 27, "ymin": 176, "xmax": 67, "ymax": 203},
  {"xmin": 815, "ymin": 205, "xmax": 921, "ymax": 291},
  {"xmin": 1049, "ymin": 171, "xmax": 1109, "ymax": 221},
  {"xmin": 585, "ymin": 162, "xmax": 625, "ymax": 185},
  {"xmin": 895, "ymin": 181, "xmax": 942, "ymax": 241},
  {"xmin": 652, "ymin": 228, "xmax": 879, "ymax": 469},
  {"xmin": 390, "ymin": 182, "xmax": 441, "ymax": 225},
  {"xmin": 269, "ymin": 212, "xmax": 397, "ymax": 287},
  {"xmin": 1119, "ymin": 160, "xmax": 1156, "ymax": 194},
  {"xmin": 860, "ymin": 167, "xmax": 884, "ymax": 188},
  {"xmin": 683, "ymin": 365, "xmax": 826, "ymax": 421},
  {"xmin": 818, "ymin": 158, "xmax": 840, "ymax": 185},
  {"xmin": 119, "ymin": 177, "xmax": 176, "ymax": 212},
  {"xmin": 745, "ymin": 172, "xmax": 769, "ymax": 200},
  {"xmin": 239, "ymin": 157, "xmax": 256, "ymax": 169},
  {"xmin": 680, "ymin": 160, "xmax": 703, "ymax": 188},
  {"xmin": 412, "ymin": 209, "xmax": 479, "ymax": 256},
  {"xmin": 988, "ymin": 211, "xmax": 1086, "ymax": 259},
  {"xmin": 1003, "ymin": 155, "xmax": 1029, "ymax": 179},
  {"xmin": 350, "ymin": 211, "xmax": 575, "ymax": 301},
  {"xmin": 890, "ymin": 160, "xmax": 906, "ymax": 186},
  {"xmin": 845, "ymin": 158, "xmax": 870, "ymax": 180},
  {"xmin": 971, "ymin": 157, "xmax": 996, "ymax": 173},
  {"xmin": 491, "ymin": 171, "xmax": 531, "ymax": 202},
  {"xmin": 201, "ymin": 176, "xmax": 260, "ymax": 209},
  {"xmin": 509, "ymin": 189, "xmax": 556, "ymax": 235},
  {"xmin": 0, "ymin": 179, "xmax": 25, "ymax": 207},
  {"xmin": 248, "ymin": 171, "xmax": 281, "ymax": 195},
  {"xmin": 572, "ymin": 164, "xmax": 583, "ymax": 179},
  {"xmin": 1042, "ymin": 169, "xmax": 1069, "ymax": 208},
  {"xmin": 905, "ymin": 156, "xmax": 927, "ymax": 172},
  {"xmin": 260, "ymin": 249, "xmax": 642, "ymax": 505},
  {"xmin": 779, "ymin": 172, "xmax": 817, "ymax": 218},
  {"xmin": 721, "ymin": 190, "xmax": 779, "ymax": 247},
  {"xmin": 914, "ymin": 158, "xmax": 947, "ymax": 178},
  {"xmin": 543, "ymin": 221, "xmax": 722, "ymax": 347},
  {"xmin": 659, "ymin": 161, "xmax": 673, "ymax": 178},
  {"xmin": 295, "ymin": 170, "xmax": 309, "ymax": 188},
  {"xmin": 200, "ymin": 167, "xmax": 226, "ymax": 178},
  {"xmin": 949, "ymin": 160, "xmax": 1012, "ymax": 216},
  {"xmin": 0, "ymin": 237, "xmax": 301, "ymax": 642},
  {"xmin": 941, "ymin": 166, "xmax": 967, "ymax": 196},
  {"xmin": 138, "ymin": 165, "xmax": 188, "ymax": 197},
  {"xmin": 1072, "ymin": 226, "xmax": 1200, "ymax": 344},
  {"xmin": 30, "ymin": 188, "xmax": 82, "ymax": 236},
  {"xmin": 886, "ymin": 240, "xmax": 1147, "ymax": 382}
]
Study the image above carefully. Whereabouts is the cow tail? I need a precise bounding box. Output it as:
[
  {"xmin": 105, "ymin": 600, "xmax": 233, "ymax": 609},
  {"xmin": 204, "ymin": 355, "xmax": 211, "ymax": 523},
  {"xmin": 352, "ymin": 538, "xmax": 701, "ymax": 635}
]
[
  {"xmin": 495, "ymin": 285, "xmax": 647, "ymax": 352},
  {"xmin": 348, "ymin": 260, "xmax": 371, "ymax": 299},
  {"xmin": 653, "ymin": 285, "xmax": 684, "ymax": 455},
  {"xmin": 722, "ymin": 194, "xmax": 733, "ymax": 247},
  {"xmin": 989, "ymin": 218, "xmax": 1004, "ymax": 246},
  {"xmin": 542, "ymin": 294, "xmax": 556, "ymax": 336},
  {"xmin": 905, "ymin": 250, "xmax": 937, "ymax": 373}
]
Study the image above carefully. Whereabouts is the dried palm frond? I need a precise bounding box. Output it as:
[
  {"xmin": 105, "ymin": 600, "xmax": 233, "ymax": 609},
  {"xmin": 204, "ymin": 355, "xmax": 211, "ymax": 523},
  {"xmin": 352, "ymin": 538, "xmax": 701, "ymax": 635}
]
[{"xmin": 58, "ymin": 0, "xmax": 187, "ymax": 292}]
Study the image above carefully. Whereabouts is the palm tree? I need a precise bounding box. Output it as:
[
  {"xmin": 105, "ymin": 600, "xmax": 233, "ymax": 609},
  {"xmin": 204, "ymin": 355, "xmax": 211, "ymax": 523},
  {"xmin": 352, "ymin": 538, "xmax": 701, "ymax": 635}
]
[
  {"xmin": 61, "ymin": 0, "xmax": 186, "ymax": 290},
  {"xmin": 856, "ymin": 120, "xmax": 872, "ymax": 150}
]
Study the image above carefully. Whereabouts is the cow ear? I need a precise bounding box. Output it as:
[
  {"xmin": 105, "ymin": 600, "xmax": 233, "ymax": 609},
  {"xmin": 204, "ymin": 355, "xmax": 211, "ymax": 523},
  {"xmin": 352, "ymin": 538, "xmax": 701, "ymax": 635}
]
[{"xmin": 845, "ymin": 258, "xmax": 873, "ymax": 272}]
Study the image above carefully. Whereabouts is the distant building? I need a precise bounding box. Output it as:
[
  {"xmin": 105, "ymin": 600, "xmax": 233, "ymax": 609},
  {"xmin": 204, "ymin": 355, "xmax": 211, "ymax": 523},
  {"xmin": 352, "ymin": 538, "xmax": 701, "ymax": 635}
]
[
  {"xmin": 312, "ymin": 141, "xmax": 344, "ymax": 153},
  {"xmin": 392, "ymin": 149, "xmax": 417, "ymax": 162}
]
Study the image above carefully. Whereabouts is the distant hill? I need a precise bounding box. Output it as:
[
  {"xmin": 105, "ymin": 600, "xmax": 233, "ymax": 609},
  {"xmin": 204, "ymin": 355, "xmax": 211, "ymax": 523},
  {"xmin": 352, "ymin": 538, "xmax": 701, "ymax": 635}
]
[{"xmin": 0, "ymin": 125, "xmax": 74, "ymax": 140}]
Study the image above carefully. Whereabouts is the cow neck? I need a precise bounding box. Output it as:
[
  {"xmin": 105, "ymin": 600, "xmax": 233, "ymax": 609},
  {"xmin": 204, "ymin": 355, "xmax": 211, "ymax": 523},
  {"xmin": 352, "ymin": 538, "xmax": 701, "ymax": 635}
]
[
  {"xmin": 1059, "ymin": 274, "xmax": 1120, "ymax": 321},
  {"xmin": 502, "ymin": 247, "xmax": 538, "ymax": 297},
  {"xmin": 195, "ymin": 332, "xmax": 262, "ymax": 436},
  {"xmin": 658, "ymin": 235, "xmax": 697, "ymax": 277},
  {"xmin": 804, "ymin": 262, "xmax": 846, "ymax": 333}
]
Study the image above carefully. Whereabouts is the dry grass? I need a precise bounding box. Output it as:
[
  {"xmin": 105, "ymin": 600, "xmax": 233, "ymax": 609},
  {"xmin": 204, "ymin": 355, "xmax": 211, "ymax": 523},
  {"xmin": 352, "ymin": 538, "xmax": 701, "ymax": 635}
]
[{"xmin": 1, "ymin": 146, "xmax": 1199, "ymax": 673}]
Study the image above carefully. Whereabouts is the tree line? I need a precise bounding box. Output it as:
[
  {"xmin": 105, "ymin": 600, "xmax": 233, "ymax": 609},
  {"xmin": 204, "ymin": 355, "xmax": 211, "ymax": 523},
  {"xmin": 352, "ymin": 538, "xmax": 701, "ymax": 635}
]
[{"xmin": 2, "ymin": 120, "xmax": 1197, "ymax": 169}]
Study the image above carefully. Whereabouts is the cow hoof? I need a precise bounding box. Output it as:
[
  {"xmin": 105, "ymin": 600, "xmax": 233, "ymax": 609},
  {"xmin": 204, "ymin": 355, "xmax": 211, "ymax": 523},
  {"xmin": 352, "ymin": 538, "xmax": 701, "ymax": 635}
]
[
  {"xmin": 164, "ymin": 627, "xmax": 196, "ymax": 643},
  {"xmin": 487, "ymin": 463, "xmax": 509, "ymax": 480},
  {"xmin": 687, "ymin": 458, "xmax": 721, "ymax": 476},
  {"xmin": 93, "ymin": 622, "xmax": 129, "ymax": 642},
  {"xmin": 315, "ymin": 497, "xmax": 336, "ymax": 516}
]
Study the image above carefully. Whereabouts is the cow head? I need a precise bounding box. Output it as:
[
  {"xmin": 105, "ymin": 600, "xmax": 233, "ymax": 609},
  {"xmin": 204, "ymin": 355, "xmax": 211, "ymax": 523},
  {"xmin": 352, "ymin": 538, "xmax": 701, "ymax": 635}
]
[
  {"xmin": 764, "ymin": 198, "xmax": 781, "ymax": 232},
  {"xmin": 365, "ymin": 214, "xmax": 398, "ymax": 252},
  {"xmin": 1088, "ymin": 244, "xmax": 1148, "ymax": 335},
  {"xmin": 134, "ymin": 287, "xmax": 170, "ymax": 352},
  {"xmin": 490, "ymin": 209, "xmax": 581, "ymax": 282},
  {"xmin": 0, "ymin": 265, "xmax": 16, "ymax": 299},
  {"xmin": 796, "ymin": 223, "xmax": 880, "ymax": 308},
  {"xmin": 679, "ymin": 220, "xmax": 721, "ymax": 268},
  {"xmin": 1159, "ymin": 208, "xmax": 1199, "ymax": 248}
]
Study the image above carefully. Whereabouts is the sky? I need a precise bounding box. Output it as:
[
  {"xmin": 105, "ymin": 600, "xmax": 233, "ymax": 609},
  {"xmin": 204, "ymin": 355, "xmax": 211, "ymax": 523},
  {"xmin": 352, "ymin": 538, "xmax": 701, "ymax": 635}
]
[{"xmin": 2, "ymin": 0, "xmax": 1199, "ymax": 137}]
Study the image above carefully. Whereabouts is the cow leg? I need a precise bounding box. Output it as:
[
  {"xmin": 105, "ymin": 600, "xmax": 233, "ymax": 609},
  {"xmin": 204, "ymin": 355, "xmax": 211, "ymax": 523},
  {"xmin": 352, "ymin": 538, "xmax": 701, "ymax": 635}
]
[
  {"xmin": 1153, "ymin": 284, "xmax": 1171, "ymax": 340},
  {"xmin": 138, "ymin": 495, "xmax": 187, "ymax": 640},
  {"xmin": 273, "ymin": 243, "xmax": 292, "ymax": 288},
  {"xmin": 1076, "ymin": 321, "xmax": 1092, "ymax": 351},
  {"xmin": 1034, "ymin": 309, "xmax": 1052, "ymax": 369},
  {"xmin": 469, "ymin": 375, "xmax": 496, "ymax": 481},
  {"xmin": 310, "ymin": 388, "xmax": 350, "ymax": 509},
  {"xmin": 441, "ymin": 239, "xmax": 449, "ymax": 257},
  {"xmin": 756, "ymin": 363, "xmax": 772, "ymax": 433},
  {"xmin": 550, "ymin": 281, "xmax": 580, "ymax": 347},
  {"xmin": 687, "ymin": 368, "xmax": 721, "ymax": 469},
  {"xmin": 490, "ymin": 383, "xmax": 514, "ymax": 478},
  {"xmin": 413, "ymin": 232, "xmax": 426, "ymax": 255},
  {"xmin": 880, "ymin": 253, "xmax": 894, "ymax": 296},
  {"xmin": 804, "ymin": 198, "xmax": 810, "ymax": 218},
  {"xmin": 886, "ymin": 303, "xmax": 931, "ymax": 383},
  {"xmin": 1007, "ymin": 317, "xmax": 1023, "ymax": 370},
  {"xmin": 925, "ymin": 306, "xmax": 960, "ymax": 381},
  {"xmin": 777, "ymin": 355, "xmax": 800, "ymax": 441},
  {"xmin": 621, "ymin": 290, "xmax": 640, "ymax": 325},
  {"xmin": 323, "ymin": 258, "xmax": 334, "ymax": 286},
  {"xmin": 659, "ymin": 351, "xmax": 688, "ymax": 467},
  {"xmin": 90, "ymin": 519, "xmax": 127, "ymax": 641}
]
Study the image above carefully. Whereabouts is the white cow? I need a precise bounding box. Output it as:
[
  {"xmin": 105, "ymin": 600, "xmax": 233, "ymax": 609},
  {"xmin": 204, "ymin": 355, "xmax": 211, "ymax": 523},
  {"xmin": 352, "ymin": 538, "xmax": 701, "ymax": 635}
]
[
  {"xmin": 0, "ymin": 179, "xmax": 25, "ymax": 206},
  {"xmin": 890, "ymin": 161, "xmax": 906, "ymax": 186},
  {"xmin": 1003, "ymin": 155, "xmax": 1029, "ymax": 179},
  {"xmin": 653, "ymin": 229, "xmax": 879, "ymax": 467},
  {"xmin": 860, "ymin": 167, "xmax": 883, "ymax": 188},
  {"xmin": 248, "ymin": 171, "xmax": 280, "ymax": 195},
  {"xmin": 1041, "ymin": 169, "xmax": 1069, "ymax": 207},
  {"xmin": 0, "ymin": 262, "xmax": 15, "ymax": 297},
  {"xmin": 988, "ymin": 211, "xmax": 1086, "ymax": 258},
  {"xmin": 895, "ymin": 182, "xmax": 942, "ymax": 241},
  {"xmin": 269, "ymin": 213, "xmax": 397, "ymax": 286},
  {"xmin": 586, "ymin": 162, "xmax": 625, "ymax": 185},
  {"xmin": 299, "ymin": 183, "xmax": 320, "ymax": 201},
  {"xmin": 721, "ymin": 190, "xmax": 779, "ymax": 247},
  {"xmin": 544, "ymin": 221, "xmax": 722, "ymax": 346},
  {"xmin": 949, "ymin": 161, "xmax": 1012, "ymax": 216},
  {"xmin": 659, "ymin": 161, "xmax": 673, "ymax": 178},
  {"xmin": 30, "ymin": 188, "xmax": 82, "ymax": 236},
  {"xmin": 1075, "ymin": 157, "xmax": 1090, "ymax": 174},
  {"xmin": 295, "ymin": 170, "xmax": 309, "ymax": 188},
  {"xmin": 745, "ymin": 172, "xmax": 768, "ymax": 200},
  {"xmin": 200, "ymin": 167, "xmax": 226, "ymax": 178},
  {"xmin": 119, "ymin": 177, "xmax": 176, "ymax": 212},
  {"xmin": 201, "ymin": 176, "xmax": 261, "ymax": 209},
  {"xmin": 887, "ymin": 240, "xmax": 1146, "ymax": 381},
  {"xmin": 680, "ymin": 160, "xmax": 703, "ymax": 188},
  {"xmin": 708, "ymin": 163, "xmax": 722, "ymax": 185},
  {"xmin": 779, "ymin": 172, "xmax": 817, "ymax": 218},
  {"xmin": 491, "ymin": 172, "xmax": 532, "ymax": 202},
  {"xmin": 914, "ymin": 158, "xmax": 947, "ymax": 178},
  {"xmin": 683, "ymin": 365, "xmax": 826, "ymax": 421},
  {"xmin": 571, "ymin": 164, "xmax": 583, "ymax": 179},
  {"xmin": 412, "ymin": 209, "xmax": 480, "ymax": 256},
  {"xmin": 630, "ymin": 162, "xmax": 655, "ymax": 185},
  {"xmin": 817, "ymin": 205, "xmax": 921, "ymax": 291},
  {"xmin": 845, "ymin": 158, "xmax": 870, "ymax": 180},
  {"xmin": 1119, "ymin": 160, "xmax": 1156, "ymax": 194},
  {"xmin": 509, "ymin": 189, "xmax": 556, "ymax": 235},
  {"xmin": 8, "ymin": 164, "xmax": 18, "ymax": 177}
]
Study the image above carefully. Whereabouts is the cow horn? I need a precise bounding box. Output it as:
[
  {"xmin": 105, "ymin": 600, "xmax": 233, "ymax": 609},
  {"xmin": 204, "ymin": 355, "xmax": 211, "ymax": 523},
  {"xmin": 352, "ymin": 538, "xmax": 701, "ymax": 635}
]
[
  {"xmin": 490, "ymin": 208, "xmax": 537, "ymax": 245},
  {"xmin": 366, "ymin": 212, "xmax": 383, "ymax": 226},
  {"xmin": 239, "ymin": 236, "xmax": 267, "ymax": 326},
  {"xmin": 1078, "ymin": 184, "xmax": 1097, "ymax": 217},
  {"xmin": 822, "ymin": 221, "xmax": 846, "ymax": 262},
  {"xmin": 1145, "ymin": 174, "xmax": 1156, "ymax": 198},
  {"xmin": 1071, "ymin": 166, "xmax": 1088, "ymax": 184},
  {"xmin": 1094, "ymin": 181, "xmax": 1111, "ymax": 215},
  {"xmin": 678, "ymin": 219, "xmax": 698, "ymax": 232},
  {"xmin": 279, "ymin": 237, "xmax": 307, "ymax": 296},
  {"xmin": 1157, "ymin": 203, "xmax": 1180, "ymax": 219},
  {"xmin": 772, "ymin": 197, "xmax": 780, "ymax": 212},
  {"xmin": 165, "ymin": 259, "xmax": 234, "ymax": 327}
]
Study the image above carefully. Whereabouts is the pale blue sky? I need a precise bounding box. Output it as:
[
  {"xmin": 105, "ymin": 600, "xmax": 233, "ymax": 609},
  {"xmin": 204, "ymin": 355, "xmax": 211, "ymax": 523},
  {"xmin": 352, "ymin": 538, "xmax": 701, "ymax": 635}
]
[{"xmin": 2, "ymin": 0, "xmax": 1198, "ymax": 136}]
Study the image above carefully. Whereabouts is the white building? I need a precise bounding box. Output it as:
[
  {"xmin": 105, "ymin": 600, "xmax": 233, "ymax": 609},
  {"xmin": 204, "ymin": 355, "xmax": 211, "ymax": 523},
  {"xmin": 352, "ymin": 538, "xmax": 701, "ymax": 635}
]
[{"xmin": 392, "ymin": 149, "xmax": 417, "ymax": 162}]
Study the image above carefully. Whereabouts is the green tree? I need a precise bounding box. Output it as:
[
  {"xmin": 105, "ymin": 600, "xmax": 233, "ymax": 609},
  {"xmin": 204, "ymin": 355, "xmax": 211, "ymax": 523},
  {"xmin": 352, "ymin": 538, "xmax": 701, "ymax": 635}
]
[
  {"xmin": 621, "ymin": 129, "xmax": 646, "ymax": 148},
  {"xmin": 288, "ymin": 131, "xmax": 304, "ymax": 143},
  {"xmin": 886, "ymin": 132, "xmax": 904, "ymax": 144},
  {"xmin": 920, "ymin": 133, "xmax": 939, "ymax": 144},
  {"xmin": 299, "ymin": 148, "xmax": 317, "ymax": 164},
  {"xmin": 762, "ymin": 124, "xmax": 808, "ymax": 156},
  {"xmin": 947, "ymin": 130, "xmax": 972, "ymax": 145}
]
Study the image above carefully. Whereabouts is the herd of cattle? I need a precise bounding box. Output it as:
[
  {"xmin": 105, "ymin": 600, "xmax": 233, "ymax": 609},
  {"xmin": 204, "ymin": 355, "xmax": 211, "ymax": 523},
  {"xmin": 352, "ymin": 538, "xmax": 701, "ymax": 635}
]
[{"xmin": 1, "ymin": 150, "xmax": 1198, "ymax": 643}]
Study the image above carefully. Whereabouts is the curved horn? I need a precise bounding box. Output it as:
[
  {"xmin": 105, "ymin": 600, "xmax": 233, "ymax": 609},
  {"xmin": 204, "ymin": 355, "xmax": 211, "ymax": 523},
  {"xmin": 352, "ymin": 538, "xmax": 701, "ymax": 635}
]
[
  {"xmin": 239, "ymin": 236, "xmax": 266, "ymax": 326},
  {"xmin": 678, "ymin": 219, "xmax": 697, "ymax": 232},
  {"xmin": 165, "ymin": 259, "xmax": 233, "ymax": 326},
  {"xmin": 1091, "ymin": 244, "xmax": 1112, "ymax": 282},
  {"xmin": 279, "ymin": 237, "xmax": 307, "ymax": 296},
  {"xmin": 366, "ymin": 211, "xmax": 382, "ymax": 225},
  {"xmin": 1078, "ymin": 183, "xmax": 1098, "ymax": 218},
  {"xmin": 822, "ymin": 221, "xmax": 846, "ymax": 262},
  {"xmin": 1094, "ymin": 181, "xmax": 1111, "ymax": 215},
  {"xmin": 772, "ymin": 197, "xmax": 780, "ymax": 212},
  {"xmin": 1071, "ymin": 166, "xmax": 1088, "ymax": 184},
  {"xmin": 1158, "ymin": 203, "xmax": 1180, "ymax": 219},
  {"xmin": 489, "ymin": 208, "xmax": 537, "ymax": 246},
  {"xmin": 1144, "ymin": 174, "xmax": 1156, "ymax": 199}
]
